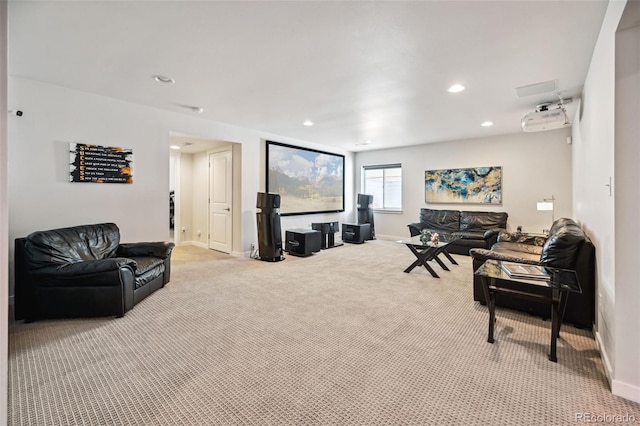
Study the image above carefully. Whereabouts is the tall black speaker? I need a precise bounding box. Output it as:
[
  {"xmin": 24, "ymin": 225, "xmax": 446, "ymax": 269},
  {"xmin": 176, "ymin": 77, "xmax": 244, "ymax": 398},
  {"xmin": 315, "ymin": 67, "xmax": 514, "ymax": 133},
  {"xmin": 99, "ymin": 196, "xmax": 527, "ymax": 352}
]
[
  {"xmin": 257, "ymin": 192, "xmax": 281, "ymax": 212},
  {"xmin": 256, "ymin": 192, "xmax": 284, "ymax": 262},
  {"xmin": 356, "ymin": 193, "xmax": 375, "ymax": 240}
]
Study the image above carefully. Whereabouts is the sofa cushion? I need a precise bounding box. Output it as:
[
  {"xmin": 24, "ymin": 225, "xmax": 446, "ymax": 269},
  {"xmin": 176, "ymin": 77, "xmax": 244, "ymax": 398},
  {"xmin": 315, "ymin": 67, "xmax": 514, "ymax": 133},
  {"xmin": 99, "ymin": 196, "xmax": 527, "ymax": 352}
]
[
  {"xmin": 24, "ymin": 223, "xmax": 121, "ymax": 269},
  {"xmin": 418, "ymin": 209, "xmax": 460, "ymax": 232},
  {"xmin": 491, "ymin": 241, "xmax": 544, "ymax": 257},
  {"xmin": 131, "ymin": 256, "xmax": 165, "ymax": 289},
  {"xmin": 469, "ymin": 247, "xmax": 541, "ymax": 264},
  {"xmin": 459, "ymin": 211, "xmax": 508, "ymax": 231}
]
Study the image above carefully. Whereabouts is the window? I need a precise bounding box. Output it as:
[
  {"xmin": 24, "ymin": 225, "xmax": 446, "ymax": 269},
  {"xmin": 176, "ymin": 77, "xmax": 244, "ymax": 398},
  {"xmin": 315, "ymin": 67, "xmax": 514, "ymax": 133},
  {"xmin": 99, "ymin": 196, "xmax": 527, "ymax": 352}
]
[{"xmin": 362, "ymin": 164, "xmax": 402, "ymax": 210}]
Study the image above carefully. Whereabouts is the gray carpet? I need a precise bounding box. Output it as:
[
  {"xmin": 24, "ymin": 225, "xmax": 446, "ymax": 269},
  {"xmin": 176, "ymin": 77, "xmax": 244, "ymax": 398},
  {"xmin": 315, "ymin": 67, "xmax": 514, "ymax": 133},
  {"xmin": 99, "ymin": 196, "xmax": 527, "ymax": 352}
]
[{"xmin": 9, "ymin": 240, "xmax": 640, "ymax": 425}]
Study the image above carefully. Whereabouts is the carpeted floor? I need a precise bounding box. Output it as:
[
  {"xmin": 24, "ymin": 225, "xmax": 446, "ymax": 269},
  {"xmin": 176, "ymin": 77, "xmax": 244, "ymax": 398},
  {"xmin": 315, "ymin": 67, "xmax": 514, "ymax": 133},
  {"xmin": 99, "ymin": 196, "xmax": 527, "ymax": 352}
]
[{"xmin": 9, "ymin": 240, "xmax": 640, "ymax": 425}]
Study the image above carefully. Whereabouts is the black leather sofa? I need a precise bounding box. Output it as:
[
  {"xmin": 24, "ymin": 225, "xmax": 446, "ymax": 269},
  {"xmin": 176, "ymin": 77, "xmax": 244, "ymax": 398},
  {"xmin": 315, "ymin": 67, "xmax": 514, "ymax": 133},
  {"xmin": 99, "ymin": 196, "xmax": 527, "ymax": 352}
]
[
  {"xmin": 469, "ymin": 218, "xmax": 595, "ymax": 328},
  {"xmin": 407, "ymin": 209, "xmax": 508, "ymax": 255},
  {"xmin": 14, "ymin": 223, "xmax": 175, "ymax": 321}
]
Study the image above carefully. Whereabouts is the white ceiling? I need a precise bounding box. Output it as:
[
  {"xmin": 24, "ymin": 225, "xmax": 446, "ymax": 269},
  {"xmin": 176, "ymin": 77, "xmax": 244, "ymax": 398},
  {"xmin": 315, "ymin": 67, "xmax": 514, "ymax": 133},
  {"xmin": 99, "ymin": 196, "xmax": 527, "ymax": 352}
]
[{"xmin": 8, "ymin": 1, "xmax": 609, "ymax": 152}]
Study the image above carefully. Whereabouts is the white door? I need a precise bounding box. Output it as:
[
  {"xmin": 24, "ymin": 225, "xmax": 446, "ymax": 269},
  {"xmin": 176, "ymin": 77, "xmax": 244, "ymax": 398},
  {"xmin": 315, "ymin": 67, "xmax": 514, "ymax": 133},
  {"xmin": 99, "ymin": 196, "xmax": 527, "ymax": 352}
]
[{"xmin": 209, "ymin": 150, "xmax": 233, "ymax": 253}]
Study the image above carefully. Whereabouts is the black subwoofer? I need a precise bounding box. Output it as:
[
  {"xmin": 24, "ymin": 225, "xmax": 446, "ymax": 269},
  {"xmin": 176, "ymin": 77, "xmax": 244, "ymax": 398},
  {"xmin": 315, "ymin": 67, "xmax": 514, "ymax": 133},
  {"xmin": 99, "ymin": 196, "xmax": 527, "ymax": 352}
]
[
  {"xmin": 342, "ymin": 223, "xmax": 371, "ymax": 244},
  {"xmin": 285, "ymin": 229, "xmax": 322, "ymax": 257}
]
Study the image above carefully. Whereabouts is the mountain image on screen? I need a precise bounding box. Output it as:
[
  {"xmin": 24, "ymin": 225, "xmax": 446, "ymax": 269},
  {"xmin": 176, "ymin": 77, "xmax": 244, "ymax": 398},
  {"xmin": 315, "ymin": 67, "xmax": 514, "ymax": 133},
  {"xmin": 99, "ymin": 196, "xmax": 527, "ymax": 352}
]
[
  {"xmin": 267, "ymin": 143, "xmax": 344, "ymax": 214},
  {"xmin": 269, "ymin": 167, "xmax": 342, "ymax": 199}
]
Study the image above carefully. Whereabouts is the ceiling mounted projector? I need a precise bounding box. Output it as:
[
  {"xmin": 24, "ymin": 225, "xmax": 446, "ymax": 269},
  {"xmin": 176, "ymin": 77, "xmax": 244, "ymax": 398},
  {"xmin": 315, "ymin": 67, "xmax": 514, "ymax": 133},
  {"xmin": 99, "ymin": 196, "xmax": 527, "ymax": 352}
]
[{"xmin": 521, "ymin": 102, "xmax": 570, "ymax": 132}]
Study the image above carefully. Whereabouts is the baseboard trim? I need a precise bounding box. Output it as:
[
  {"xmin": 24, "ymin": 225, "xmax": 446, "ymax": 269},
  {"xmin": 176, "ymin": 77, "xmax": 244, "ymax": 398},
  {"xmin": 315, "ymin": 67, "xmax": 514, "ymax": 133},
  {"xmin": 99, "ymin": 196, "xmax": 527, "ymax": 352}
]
[
  {"xmin": 594, "ymin": 329, "xmax": 640, "ymax": 403},
  {"xmin": 373, "ymin": 234, "xmax": 406, "ymax": 242},
  {"xmin": 594, "ymin": 329, "xmax": 613, "ymax": 388},
  {"xmin": 177, "ymin": 241, "xmax": 208, "ymax": 249},
  {"xmin": 612, "ymin": 379, "xmax": 640, "ymax": 404}
]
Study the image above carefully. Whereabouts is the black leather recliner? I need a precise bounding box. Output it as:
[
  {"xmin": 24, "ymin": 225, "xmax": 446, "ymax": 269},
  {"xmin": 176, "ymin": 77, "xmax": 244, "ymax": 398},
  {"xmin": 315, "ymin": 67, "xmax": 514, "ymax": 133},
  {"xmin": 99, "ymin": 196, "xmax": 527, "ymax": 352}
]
[{"xmin": 14, "ymin": 223, "xmax": 175, "ymax": 321}]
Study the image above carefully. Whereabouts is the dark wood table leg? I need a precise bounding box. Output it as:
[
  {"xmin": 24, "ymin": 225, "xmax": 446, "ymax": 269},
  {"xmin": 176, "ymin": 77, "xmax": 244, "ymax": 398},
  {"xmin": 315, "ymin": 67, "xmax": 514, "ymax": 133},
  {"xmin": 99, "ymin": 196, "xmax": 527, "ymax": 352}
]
[
  {"xmin": 549, "ymin": 299, "xmax": 560, "ymax": 362},
  {"xmin": 557, "ymin": 291, "xmax": 570, "ymax": 337},
  {"xmin": 403, "ymin": 245, "xmax": 424, "ymax": 273},
  {"xmin": 404, "ymin": 244, "xmax": 439, "ymax": 278},
  {"xmin": 548, "ymin": 289, "xmax": 567, "ymax": 362},
  {"xmin": 481, "ymin": 277, "xmax": 496, "ymax": 343},
  {"xmin": 433, "ymin": 254, "xmax": 450, "ymax": 271},
  {"xmin": 416, "ymin": 250, "xmax": 439, "ymax": 277},
  {"xmin": 423, "ymin": 263, "xmax": 440, "ymax": 278},
  {"xmin": 404, "ymin": 260, "xmax": 421, "ymax": 273},
  {"xmin": 442, "ymin": 249, "xmax": 458, "ymax": 265}
]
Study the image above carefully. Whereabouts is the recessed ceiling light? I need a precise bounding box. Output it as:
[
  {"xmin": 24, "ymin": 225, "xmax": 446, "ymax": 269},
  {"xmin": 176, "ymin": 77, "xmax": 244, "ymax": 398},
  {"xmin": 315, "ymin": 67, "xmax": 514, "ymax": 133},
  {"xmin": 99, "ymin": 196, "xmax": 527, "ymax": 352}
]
[
  {"xmin": 191, "ymin": 106, "xmax": 204, "ymax": 114},
  {"xmin": 355, "ymin": 140, "xmax": 372, "ymax": 146},
  {"xmin": 170, "ymin": 145, "xmax": 181, "ymax": 150},
  {"xmin": 303, "ymin": 120, "xmax": 314, "ymax": 126},
  {"xmin": 481, "ymin": 121, "xmax": 494, "ymax": 127},
  {"xmin": 448, "ymin": 84, "xmax": 465, "ymax": 93},
  {"xmin": 153, "ymin": 75, "xmax": 175, "ymax": 84}
]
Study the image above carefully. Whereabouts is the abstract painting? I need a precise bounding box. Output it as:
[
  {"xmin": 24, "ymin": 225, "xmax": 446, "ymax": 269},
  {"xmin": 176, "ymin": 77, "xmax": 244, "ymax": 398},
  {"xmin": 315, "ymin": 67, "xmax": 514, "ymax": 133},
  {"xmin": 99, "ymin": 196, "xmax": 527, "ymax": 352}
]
[
  {"xmin": 266, "ymin": 140, "xmax": 344, "ymax": 215},
  {"xmin": 425, "ymin": 166, "xmax": 502, "ymax": 204}
]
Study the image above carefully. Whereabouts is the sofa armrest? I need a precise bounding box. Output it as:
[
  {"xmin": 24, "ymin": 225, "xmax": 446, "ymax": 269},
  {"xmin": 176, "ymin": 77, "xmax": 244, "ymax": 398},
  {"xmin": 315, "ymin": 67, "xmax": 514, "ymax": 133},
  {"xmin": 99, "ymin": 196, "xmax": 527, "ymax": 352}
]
[
  {"xmin": 407, "ymin": 223, "xmax": 424, "ymax": 237},
  {"xmin": 117, "ymin": 242, "xmax": 175, "ymax": 259},
  {"xmin": 483, "ymin": 228, "xmax": 504, "ymax": 247},
  {"xmin": 469, "ymin": 248, "xmax": 541, "ymax": 265},
  {"xmin": 32, "ymin": 257, "xmax": 137, "ymax": 278},
  {"xmin": 483, "ymin": 229, "xmax": 501, "ymax": 239}
]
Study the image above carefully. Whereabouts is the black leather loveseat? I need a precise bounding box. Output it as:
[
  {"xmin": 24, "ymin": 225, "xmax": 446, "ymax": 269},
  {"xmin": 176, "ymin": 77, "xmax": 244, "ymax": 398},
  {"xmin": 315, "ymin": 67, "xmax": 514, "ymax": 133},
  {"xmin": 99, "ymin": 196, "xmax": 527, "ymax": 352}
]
[
  {"xmin": 14, "ymin": 223, "xmax": 175, "ymax": 321},
  {"xmin": 407, "ymin": 208, "xmax": 508, "ymax": 255},
  {"xmin": 469, "ymin": 218, "xmax": 595, "ymax": 328}
]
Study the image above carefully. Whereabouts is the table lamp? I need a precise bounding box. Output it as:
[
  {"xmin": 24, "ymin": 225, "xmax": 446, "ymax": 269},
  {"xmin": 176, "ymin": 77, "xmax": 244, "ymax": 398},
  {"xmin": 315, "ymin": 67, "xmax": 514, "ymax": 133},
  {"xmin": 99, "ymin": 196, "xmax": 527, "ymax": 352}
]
[{"xmin": 537, "ymin": 195, "xmax": 555, "ymax": 233}]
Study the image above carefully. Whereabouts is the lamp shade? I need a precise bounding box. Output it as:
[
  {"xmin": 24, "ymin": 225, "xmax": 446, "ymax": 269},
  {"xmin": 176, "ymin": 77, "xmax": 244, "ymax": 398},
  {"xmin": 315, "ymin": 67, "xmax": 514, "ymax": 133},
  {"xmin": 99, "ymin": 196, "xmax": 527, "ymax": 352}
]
[{"xmin": 537, "ymin": 201, "xmax": 554, "ymax": 211}]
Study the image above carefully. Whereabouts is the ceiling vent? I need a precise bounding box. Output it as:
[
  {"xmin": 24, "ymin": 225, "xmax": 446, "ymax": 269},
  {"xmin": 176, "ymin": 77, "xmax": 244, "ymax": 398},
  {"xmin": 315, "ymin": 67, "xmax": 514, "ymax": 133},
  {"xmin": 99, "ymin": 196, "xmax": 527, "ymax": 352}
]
[{"xmin": 521, "ymin": 100, "xmax": 571, "ymax": 132}]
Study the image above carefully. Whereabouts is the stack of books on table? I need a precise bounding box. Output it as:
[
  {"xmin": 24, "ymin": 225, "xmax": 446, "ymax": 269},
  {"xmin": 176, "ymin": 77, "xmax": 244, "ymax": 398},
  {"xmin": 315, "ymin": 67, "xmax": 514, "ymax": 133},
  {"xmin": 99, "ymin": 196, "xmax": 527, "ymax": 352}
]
[{"xmin": 500, "ymin": 262, "xmax": 550, "ymax": 281}]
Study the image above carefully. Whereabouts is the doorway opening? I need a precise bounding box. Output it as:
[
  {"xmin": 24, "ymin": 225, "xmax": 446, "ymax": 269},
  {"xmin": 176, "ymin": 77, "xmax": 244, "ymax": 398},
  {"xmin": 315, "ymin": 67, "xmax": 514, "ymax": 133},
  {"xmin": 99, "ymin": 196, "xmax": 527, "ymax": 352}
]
[{"xmin": 169, "ymin": 133, "xmax": 240, "ymax": 254}]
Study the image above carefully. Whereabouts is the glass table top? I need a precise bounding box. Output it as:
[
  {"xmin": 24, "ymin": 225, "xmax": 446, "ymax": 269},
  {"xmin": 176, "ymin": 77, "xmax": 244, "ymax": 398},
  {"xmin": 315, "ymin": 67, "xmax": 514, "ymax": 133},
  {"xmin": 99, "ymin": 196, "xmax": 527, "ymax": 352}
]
[
  {"xmin": 474, "ymin": 259, "xmax": 582, "ymax": 293},
  {"xmin": 397, "ymin": 233, "xmax": 460, "ymax": 248}
]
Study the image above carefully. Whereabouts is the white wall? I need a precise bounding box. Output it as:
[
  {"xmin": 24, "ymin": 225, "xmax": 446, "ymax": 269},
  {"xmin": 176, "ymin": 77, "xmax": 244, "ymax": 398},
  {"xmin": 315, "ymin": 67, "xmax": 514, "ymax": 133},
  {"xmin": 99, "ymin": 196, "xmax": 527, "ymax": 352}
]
[
  {"xmin": 613, "ymin": 9, "xmax": 640, "ymax": 402},
  {"xmin": 572, "ymin": 1, "xmax": 623, "ymax": 381},
  {"xmin": 1, "ymin": 1, "xmax": 9, "ymax": 422},
  {"xmin": 178, "ymin": 152, "xmax": 194, "ymax": 244},
  {"xmin": 7, "ymin": 77, "xmax": 355, "ymax": 294},
  {"xmin": 191, "ymin": 151, "xmax": 210, "ymax": 247},
  {"xmin": 574, "ymin": 0, "xmax": 640, "ymax": 404},
  {"xmin": 354, "ymin": 128, "xmax": 573, "ymax": 240}
]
